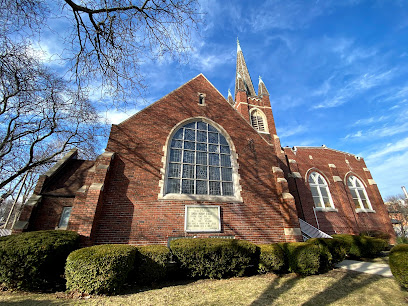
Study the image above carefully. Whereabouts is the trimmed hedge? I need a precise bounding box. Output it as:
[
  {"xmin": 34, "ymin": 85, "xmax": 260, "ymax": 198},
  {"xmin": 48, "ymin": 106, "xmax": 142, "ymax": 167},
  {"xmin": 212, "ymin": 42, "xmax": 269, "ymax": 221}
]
[
  {"xmin": 0, "ymin": 230, "xmax": 79, "ymax": 290},
  {"xmin": 389, "ymin": 244, "xmax": 408, "ymax": 289},
  {"xmin": 170, "ymin": 238, "xmax": 259, "ymax": 279},
  {"xmin": 279, "ymin": 242, "xmax": 330, "ymax": 276},
  {"xmin": 307, "ymin": 238, "xmax": 350, "ymax": 265},
  {"xmin": 65, "ymin": 244, "xmax": 136, "ymax": 295},
  {"xmin": 258, "ymin": 244, "xmax": 286, "ymax": 274},
  {"xmin": 134, "ymin": 245, "xmax": 171, "ymax": 285},
  {"xmin": 359, "ymin": 230, "xmax": 391, "ymax": 242},
  {"xmin": 332, "ymin": 234, "xmax": 388, "ymax": 258}
]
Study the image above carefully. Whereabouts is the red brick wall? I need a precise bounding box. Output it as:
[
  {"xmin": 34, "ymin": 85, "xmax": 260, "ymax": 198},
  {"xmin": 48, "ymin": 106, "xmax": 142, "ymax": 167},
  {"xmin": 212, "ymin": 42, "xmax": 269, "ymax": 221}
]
[
  {"xmin": 88, "ymin": 74, "xmax": 300, "ymax": 245},
  {"xmin": 283, "ymin": 147, "xmax": 395, "ymax": 241},
  {"xmin": 28, "ymin": 197, "xmax": 73, "ymax": 231}
]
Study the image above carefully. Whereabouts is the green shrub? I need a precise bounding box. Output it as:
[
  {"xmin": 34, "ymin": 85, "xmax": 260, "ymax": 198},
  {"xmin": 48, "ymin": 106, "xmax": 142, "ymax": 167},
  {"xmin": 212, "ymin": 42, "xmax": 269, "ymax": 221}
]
[
  {"xmin": 0, "ymin": 235, "xmax": 10, "ymax": 243},
  {"xmin": 332, "ymin": 234, "xmax": 388, "ymax": 258},
  {"xmin": 170, "ymin": 238, "xmax": 259, "ymax": 279},
  {"xmin": 397, "ymin": 236, "xmax": 408, "ymax": 244},
  {"xmin": 360, "ymin": 230, "xmax": 391, "ymax": 243},
  {"xmin": 0, "ymin": 230, "xmax": 79, "ymax": 291},
  {"xmin": 65, "ymin": 244, "xmax": 136, "ymax": 295},
  {"xmin": 279, "ymin": 242, "xmax": 330, "ymax": 276},
  {"xmin": 134, "ymin": 245, "xmax": 171, "ymax": 285},
  {"xmin": 307, "ymin": 238, "xmax": 350, "ymax": 265},
  {"xmin": 258, "ymin": 244, "xmax": 286, "ymax": 274},
  {"xmin": 389, "ymin": 244, "xmax": 408, "ymax": 289}
]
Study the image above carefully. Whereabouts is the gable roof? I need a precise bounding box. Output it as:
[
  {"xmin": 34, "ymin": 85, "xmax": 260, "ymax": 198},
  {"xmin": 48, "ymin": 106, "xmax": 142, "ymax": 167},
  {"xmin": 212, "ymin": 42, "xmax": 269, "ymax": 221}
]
[{"xmin": 118, "ymin": 74, "xmax": 229, "ymax": 126}]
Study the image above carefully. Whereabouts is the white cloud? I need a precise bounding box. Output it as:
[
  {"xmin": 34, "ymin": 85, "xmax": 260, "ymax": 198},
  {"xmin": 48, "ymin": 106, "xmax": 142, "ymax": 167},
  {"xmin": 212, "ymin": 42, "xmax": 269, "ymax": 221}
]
[
  {"xmin": 314, "ymin": 69, "xmax": 395, "ymax": 109},
  {"xmin": 101, "ymin": 108, "xmax": 140, "ymax": 125},
  {"xmin": 344, "ymin": 130, "xmax": 363, "ymax": 139},
  {"xmin": 364, "ymin": 137, "xmax": 408, "ymax": 161},
  {"xmin": 277, "ymin": 124, "xmax": 307, "ymax": 138},
  {"xmin": 367, "ymin": 149, "xmax": 408, "ymax": 198},
  {"xmin": 352, "ymin": 115, "xmax": 389, "ymax": 126},
  {"xmin": 190, "ymin": 50, "xmax": 234, "ymax": 72},
  {"xmin": 344, "ymin": 122, "xmax": 408, "ymax": 140}
]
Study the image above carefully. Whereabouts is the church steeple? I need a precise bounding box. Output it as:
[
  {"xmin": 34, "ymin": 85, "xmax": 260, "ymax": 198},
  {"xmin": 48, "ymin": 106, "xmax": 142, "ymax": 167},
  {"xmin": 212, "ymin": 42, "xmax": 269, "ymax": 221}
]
[
  {"xmin": 258, "ymin": 76, "xmax": 269, "ymax": 96},
  {"xmin": 235, "ymin": 39, "xmax": 256, "ymax": 97},
  {"xmin": 232, "ymin": 40, "xmax": 279, "ymax": 149},
  {"xmin": 227, "ymin": 89, "xmax": 234, "ymax": 105}
]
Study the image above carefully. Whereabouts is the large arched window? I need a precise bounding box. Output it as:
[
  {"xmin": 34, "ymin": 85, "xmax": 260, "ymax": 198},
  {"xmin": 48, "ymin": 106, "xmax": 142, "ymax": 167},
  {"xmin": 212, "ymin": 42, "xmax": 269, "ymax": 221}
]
[
  {"xmin": 308, "ymin": 172, "xmax": 335, "ymax": 209},
  {"xmin": 347, "ymin": 176, "xmax": 373, "ymax": 211},
  {"xmin": 250, "ymin": 109, "xmax": 267, "ymax": 132},
  {"xmin": 165, "ymin": 120, "xmax": 234, "ymax": 197}
]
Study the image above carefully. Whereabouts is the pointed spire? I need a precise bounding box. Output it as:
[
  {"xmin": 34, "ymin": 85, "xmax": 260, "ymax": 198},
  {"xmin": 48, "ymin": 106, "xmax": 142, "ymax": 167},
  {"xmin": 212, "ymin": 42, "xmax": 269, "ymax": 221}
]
[
  {"xmin": 235, "ymin": 39, "xmax": 256, "ymax": 97},
  {"xmin": 258, "ymin": 76, "xmax": 269, "ymax": 96},
  {"xmin": 227, "ymin": 89, "xmax": 234, "ymax": 105}
]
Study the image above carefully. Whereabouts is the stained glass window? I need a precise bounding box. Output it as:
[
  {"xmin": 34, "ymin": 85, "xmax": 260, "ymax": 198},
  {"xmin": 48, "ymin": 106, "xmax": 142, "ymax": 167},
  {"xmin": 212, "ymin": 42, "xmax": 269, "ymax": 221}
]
[{"xmin": 166, "ymin": 121, "xmax": 234, "ymax": 196}]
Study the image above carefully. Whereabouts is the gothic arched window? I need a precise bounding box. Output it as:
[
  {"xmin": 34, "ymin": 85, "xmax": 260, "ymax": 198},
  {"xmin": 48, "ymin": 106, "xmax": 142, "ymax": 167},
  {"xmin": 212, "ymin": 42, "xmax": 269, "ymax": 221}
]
[
  {"xmin": 165, "ymin": 120, "xmax": 234, "ymax": 197},
  {"xmin": 347, "ymin": 176, "xmax": 373, "ymax": 211},
  {"xmin": 250, "ymin": 109, "xmax": 267, "ymax": 132},
  {"xmin": 308, "ymin": 172, "xmax": 335, "ymax": 209}
]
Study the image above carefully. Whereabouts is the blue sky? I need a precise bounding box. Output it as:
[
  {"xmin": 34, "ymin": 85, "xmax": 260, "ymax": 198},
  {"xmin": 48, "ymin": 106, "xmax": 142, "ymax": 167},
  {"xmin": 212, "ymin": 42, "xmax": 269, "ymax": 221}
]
[{"xmin": 42, "ymin": 0, "xmax": 408, "ymax": 199}]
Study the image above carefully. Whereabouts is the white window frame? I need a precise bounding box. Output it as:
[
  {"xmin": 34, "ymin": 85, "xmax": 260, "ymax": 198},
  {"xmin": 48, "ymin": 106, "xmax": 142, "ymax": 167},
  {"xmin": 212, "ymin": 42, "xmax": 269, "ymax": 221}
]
[
  {"xmin": 250, "ymin": 108, "xmax": 269, "ymax": 134},
  {"xmin": 308, "ymin": 172, "xmax": 336, "ymax": 211},
  {"xmin": 347, "ymin": 175, "xmax": 375, "ymax": 213},
  {"xmin": 158, "ymin": 117, "xmax": 243, "ymax": 203}
]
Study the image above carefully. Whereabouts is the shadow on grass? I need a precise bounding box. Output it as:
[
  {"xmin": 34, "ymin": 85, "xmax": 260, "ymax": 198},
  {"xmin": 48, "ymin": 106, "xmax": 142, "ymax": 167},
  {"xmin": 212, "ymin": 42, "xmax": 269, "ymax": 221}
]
[
  {"xmin": 251, "ymin": 269, "xmax": 383, "ymax": 306},
  {"xmin": 122, "ymin": 278, "xmax": 197, "ymax": 296},
  {"xmin": 0, "ymin": 296, "xmax": 72, "ymax": 305},
  {"xmin": 250, "ymin": 274, "xmax": 300, "ymax": 306},
  {"xmin": 302, "ymin": 270, "xmax": 381, "ymax": 306}
]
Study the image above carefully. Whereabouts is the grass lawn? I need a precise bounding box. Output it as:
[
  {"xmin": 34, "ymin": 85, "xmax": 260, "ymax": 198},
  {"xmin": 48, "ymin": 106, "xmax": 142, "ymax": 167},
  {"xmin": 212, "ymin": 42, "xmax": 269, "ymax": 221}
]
[{"xmin": 0, "ymin": 269, "xmax": 407, "ymax": 305}]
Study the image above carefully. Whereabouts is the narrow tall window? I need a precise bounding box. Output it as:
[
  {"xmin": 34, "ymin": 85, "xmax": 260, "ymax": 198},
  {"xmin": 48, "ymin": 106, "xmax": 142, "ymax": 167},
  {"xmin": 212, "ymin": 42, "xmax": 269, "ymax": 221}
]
[
  {"xmin": 308, "ymin": 172, "xmax": 334, "ymax": 209},
  {"xmin": 347, "ymin": 176, "xmax": 373, "ymax": 211},
  {"xmin": 250, "ymin": 109, "xmax": 266, "ymax": 132},
  {"xmin": 58, "ymin": 207, "xmax": 72, "ymax": 228},
  {"xmin": 166, "ymin": 120, "xmax": 234, "ymax": 196}
]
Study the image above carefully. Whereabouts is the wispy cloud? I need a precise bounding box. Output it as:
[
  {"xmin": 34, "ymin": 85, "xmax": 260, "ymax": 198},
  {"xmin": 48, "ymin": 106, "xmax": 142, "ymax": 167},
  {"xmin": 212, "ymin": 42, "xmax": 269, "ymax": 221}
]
[
  {"xmin": 344, "ymin": 122, "xmax": 408, "ymax": 140},
  {"xmin": 366, "ymin": 147, "xmax": 408, "ymax": 197},
  {"xmin": 314, "ymin": 69, "xmax": 395, "ymax": 108},
  {"xmin": 277, "ymin": 124, "xmax": 307, "ymax": 138},
  {"xmin": 351, "ymin": 115, "xmax": 389, "ymax": 126},
  {"xmin": 364, "ymin": 137, "xmax": 408, "ymax": 160}
]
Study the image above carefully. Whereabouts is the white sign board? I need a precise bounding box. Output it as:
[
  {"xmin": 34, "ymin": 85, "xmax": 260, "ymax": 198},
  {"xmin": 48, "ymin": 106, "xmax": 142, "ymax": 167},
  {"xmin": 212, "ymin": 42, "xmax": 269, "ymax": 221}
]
[{"xmin": 185, "ymin": 205, "xmax": 221, "ymax": 232}]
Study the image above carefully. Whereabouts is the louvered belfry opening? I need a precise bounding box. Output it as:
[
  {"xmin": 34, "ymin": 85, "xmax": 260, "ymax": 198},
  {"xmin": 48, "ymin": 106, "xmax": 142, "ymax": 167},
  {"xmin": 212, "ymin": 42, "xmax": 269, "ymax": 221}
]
[{"xmin": 250, "ymin": 110, "xmax": 265, "ymax": 132}]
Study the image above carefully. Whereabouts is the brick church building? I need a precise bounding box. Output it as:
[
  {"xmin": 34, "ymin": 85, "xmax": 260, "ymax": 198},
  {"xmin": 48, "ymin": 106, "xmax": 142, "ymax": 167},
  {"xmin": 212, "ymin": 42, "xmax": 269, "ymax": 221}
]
[{"xmin": 14, "ymin": 42, "xmax": 395, "ymax": 245}]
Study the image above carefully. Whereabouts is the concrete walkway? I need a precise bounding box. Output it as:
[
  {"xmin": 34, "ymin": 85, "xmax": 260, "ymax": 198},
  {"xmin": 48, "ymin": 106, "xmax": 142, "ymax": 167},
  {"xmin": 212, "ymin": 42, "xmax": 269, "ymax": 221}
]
[{"xmin": 335, "ymin": 260, "xmax": 393, "ymax": 277}]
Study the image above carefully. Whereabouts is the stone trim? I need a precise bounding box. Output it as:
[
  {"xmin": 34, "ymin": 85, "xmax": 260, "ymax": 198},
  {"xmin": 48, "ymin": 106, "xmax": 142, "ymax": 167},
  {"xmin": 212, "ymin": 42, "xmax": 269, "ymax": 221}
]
[
  {"xmin": 282, "ymin": 192, "xmax": 294, "ymax": 200},
  {"xmin": 328, "ymin": 164, "xmax": 336, "ymax": 168},
  {"xmin": 315, "ymin": 207, "xmax": 338, "ymax": 212},
  {"xmin": 289, "ymin": 172, "xmax": 302, "ymax": 178},
  {"xmin": 368, "ymin": 179, "xmax": 376, "ymax": 185},
  {"xmin": 333, "ymin": 176, "xmax": 342, "ymax": 182},
  {"xmin": 356, "ymin": 208, "xmax": 376, "ymax": 213},
  {"xmin": 272, "ymin": 167, "xmax": 283, "ymax": 173},
  {"xmin": 89, "ymin": 183, "xmax": 104, "ymax": 191},
  {"xmin": 363, "ymin": 168, "xmax": 370, "ymax": 172},
  {"xmin": 284, "ymin": 228, "xmax": 301, "ymax": 236},
  {"xmin": 44, "ymin": 148, "xmax": 77, "ymax": 178}
]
